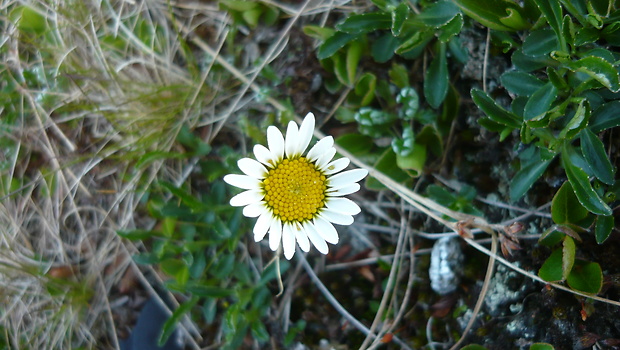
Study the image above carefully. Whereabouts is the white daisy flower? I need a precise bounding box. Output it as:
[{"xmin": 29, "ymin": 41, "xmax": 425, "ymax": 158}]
[{"xmin": 224, "ymin": 112, "xmax": 368, "ymax": 260}]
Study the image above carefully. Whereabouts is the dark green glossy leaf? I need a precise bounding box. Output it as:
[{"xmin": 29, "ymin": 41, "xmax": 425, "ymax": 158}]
[
  {"xmin": 558, "ymin": 98, "xmax": 589, "ymax": 140},
  {"xmin": 416, "ymin": 1, "xmax": 459, "ymax": 27},
  {"xmin": 337, "ymin": 12, "xmax": 391, "ymax": 33},
  {"xmin": 396, "ymin": 29, "xmax": 434, "ymax": 56},
  {"xmin": 510, "ymin": 157, "xmax": 553, "ymax": 201},
  {"xmin": 595, "ymin": 215, "xmax": 614, "ymax": 244},
  {"xmin": 565, "ymin": 56, "xmax": 620, "ymax": 92},
  {"xmin": 424, "ymin": 42, "xmax": 448, "ymax": 108},
  {"xmin": 512, "ymin": 48, "xmax": 555, "ymax": 72},
  {"xmin": 317, "ymin": 32, "xmax": 358, "ymax": 60},
  {"xmin": 539, "ymin": 248, "xmax": 564, "ymax": 282},
  {"xmin": 590, "ymin": 101, "xmax": 620, "ymax": 132},
  {"xmin": 438, "ymin": 13, "xmax": 464, "ymax": 42},
  {"xmin": 523, "ymin": 28, "xmax": 560, "ymax": 56},
  {"xmin": 551, "ymin": 181, "xmax": 589, "ymax": 225},
  {"xmin": 580, "ymin": 128, "xmax": 615, "ymax": 184},
  {"xmin": 391, "ymin": 2, "xmax": 409, "ymax": 36},
  {"xmin": 567, "ymin": 260, "xmax": 603, "ymax": 294},
  {"xmin": 523, "ymin": 82, "xmax": 557, "ymax": 120},
  {"xmin": 533, "ymin": 0, "xmax": 564, "ymax": 49},
  {"xmin": 471, "ymin": 88, "xmax": 521, "ymax": 128},
  {"xmin": 500, "ymin": 71, "xmax": 545, "ymax": 96},
  {"xmin": 561, "ymin": 145, "xmax": 612, "ymax": 215},
  {"xmin": 371, "ymin": 33, "xmax": 399, "ymax": 63}
]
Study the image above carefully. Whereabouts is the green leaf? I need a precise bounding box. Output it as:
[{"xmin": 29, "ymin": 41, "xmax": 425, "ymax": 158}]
[
  {"xmin": 365, "ymin": 148, "xmax": 410, "ymax": 190},
  {"xmin": 389, "ymin": 63, "xmax": 410, "ymax": 88},
  {"xmin": 562, "ymin": 236, "xmax": 576, "ymax": 281},
  {"xmin": 595, "ymin": 215, "xmax": 614, "ymax": 244},
  {"xmin": 561, "ymin": 145, "xmax": 612, "ymax": 215},
  {"xmin": 510, "ymin": 156, "xmax": 553, "ymax": 201},
  {"xmin": 590, "ymin": 101, "xmax": 620, "ymax": 133},
  {"xmin": 353, "ymin": 72, "xmax": 377, "ymax": 106},
  {"xmin": 346, "ymin": 41, "xmax": 363, "ymax": 86},
  {"xmin": 500, "ymin": 71, "xmax": 545, "ymax": 97},
  {"xmin": 117, "ymin": 229, "xmax": 162, "ymax": 241},
  {"xmin": 539, "ymin": 248, "xmax": 564, "ymax": 282},
  {"xmin": 337, "ymin": 12, "xmax": 391, "ymax": 33},
  {"xmin": 424, "ymin": 42, "xmax": 448, "ymax": 109},
  {"xmin": 10, "ymin": 6, "xmax": 47, "ymax": 35},
  {"xmin": 318, "ymin": 32, "xmax": 358, "ymax": 60},
  {"xmin": 335, "ymin": 133, "xmax": 374, "ymax": 155},
  {"xmin": 184, "ymin": 283, "xmax": 234, "ymax": 297},
  {"xmin": 452, "ymin": 0, "xmax": 527, "ymax": 31},
  {"xmin": 580, "ymin": 128, "xmax": 615, "ymax": 185},
  {"xmin": 397, "ymin": 87, "xmax": 419, "ymax": 120},
  {"xmin": 558, "ymin": 98, "xmax": 589, "ymax": 140},
  {"xmin": 522, "ymin": 28, "xmax": 560, "ymax": 56},
  {"xmin": 471, "ymin": 88, "xmax": 521, "ymax": 128},
  {"xmin": 395, "ymin": 143, "xmax": 426, "ymax": 176},
  {"xmin": 158, "ymin": 296, "xmax": 199, "ymax": 346},
  {"xmin": 533, "ymin": 0, "xmax": 565, "ymax": 50},
  {"xmin": 161, "ymin": 259, "xmax": 189, "ymax": 286},
  {"xmin": 392, "ymin": 126, "xmax": 416, "ymax": 156},
  {"xmin": 438, "ymin": 13, "xmax": 464, "ymax": 42},
  {"xmin": 523, "ymin": 82, "xmax": 557, "ymax": 121},
  {"xmin": 416, "ymin": 1, "xmax": 459, "ymax": 27},
  {"xmin": 530, "ymin": 343, "xmax": 555, "ymax": 350},
  {"xmin": 302, "ymin": 25, "xmax": 335, "ymax": 41},
  {"xmin": 565, "ymin": 56, "xmax": 620, "ymax": 92},
  {"xmin": 371, "ymin": 33, "xmax": 399, "ymax": 63},
  {"xmin": 567, "ymin": 260, "xmax": 603, "ymax": 294},
  {"xmin": 391, "ymin": 2, "xmax": 409, "ymax": 36},
  {"xmin": 551, "ymin": 181, "xmax": 589, "ymax": 225}
]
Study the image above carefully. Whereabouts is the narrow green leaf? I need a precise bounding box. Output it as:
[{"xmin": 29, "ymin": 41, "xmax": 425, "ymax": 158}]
[
  {"xmin": 353, "ymin": 72, "xmax": 377, "ymax": 107},
  {"xmin": 424, "ymin": 42, "xmax": 448, "ymax": 109},
  {"xmin": 595, "ymin": 215, "xmax": 614, "ymax": 244},
  {"xmin": 539, "ymin": 248, "xmax": 564, "ymax": 282},
  {"xmin": 567, "ymin": 260, "xmax": 603, "ymax": 294},
  {"xmin": 500, "ymin": 71, "xmax": 545, "ymax": 97},
  {"xmin": 523, "ymin": 82, "xmax": 557, "ymax": 120},
  {"xmin": 533, "ymin": 0, "xmax": 565, "ymax": 50},
  {"xmin": 337, "ymin": 12, "xmax": 391, "ymax": 33},
  {"xmin": 471, "ymin": 88, "xmax": 521, "ymax": 128},
  {"xmin": 558, "ymin": 98, "xmax": 589, "ymax": 140},
  {"xmin": 302, "ymin": 25, "xmax": 335, "ymax": 41},
  {"xmin": 530, "ymin": 343, "xmax": 555, "ymax": 350},
  {"xmin": 158, "ymin": 296, "xmax": 199, "ymax": 346},
  {"xmin": 565, "ymin": 56, "xmax": 620, "ymax": 92},
  {"xmin": 346, "ymin": 41, "xmax": 363, "ymax": 85},
  {"xmin": 510, "ymin": 158, "xmax": 553, "ymax": 201},
  {"xmin": 562, "ymin": 236, "xmax": 576, "ymax": 281},
  {"xmin": 561, "ymin": 145, "xmax": 612, "ymax": 215},
  {"xmin": 580, "ymin": 128, "xmax": 615, "ymax": 185},
  {"xmin": 317, "ymin": 32, "xmax": 358, "ymax": 60},
  {"xmin": 438, "ymin": 13, "xmax": 464, "ymax": 42},
  {"xmin": 590, "ymin": 101, "xmax": 620, "ymax": 133},
  {"xmin": 551, "ymin": 181, "xmax": 589, "ymax": 225}
]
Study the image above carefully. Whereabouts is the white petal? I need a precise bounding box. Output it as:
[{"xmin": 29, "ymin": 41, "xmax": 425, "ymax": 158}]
[
  {"xmin": 304, "ymin": 222, "xmax": 328, "ymax": 255},
  {"xmin": 320, "ymin": 210, "xmax": 354, "ymax": 225},
  {"xmin": 316, "ymin": 147, "xmax": 336, "ymax": 170},
  {"xmin": 224, "ymin": 174, "xmax": 261, "ymax": 190},
  {"xmin": 313, "ymin": 216, "xmax": 339, "ymax": 244},
  {"xmin": 327, "ymin": 183, "xmax": 361, "ymax": 196},
  {"xmin": 323, "ymin": 158, "xmax": 350, "ymax": 175},
  {"xmin": 230, "ymin": 190, "xmax": 263, "ymax": 207},
  {"xmin": 238, "ymin": 158, "xmax": 268, "ymax": 179},
  {"xmin": 326, "ymin": 197, "xmax": 361, "ymax": 215},
  {"xmin": 282, "ymin": 223, "xmax": 296, "ymax": 260},
  {"xmin": 306, "ymin": 136, "xmax": 334, "ymax": 162},
  {"xmin": 284, "ymin": 121, "xmax": 299, "ymax": 158},
  {"xmin": 267, "ymin": 126, "xmax": 284, "ymax": 162},
  {"xmin": 268, "ymin": 219, "xmax": 282, "ymax": 251},
  {"xmin": 328, "ymin": 169, "xmax": 368, "ymax": 189},
  {"xmin": 254, "ymin": 212, "xmax": 274, "ymax": 242},
  {"xmin": 292, "ymin": 222, "xmax": 310, "ymax": 252},
  {"xmin": 297, "ymin": 113, "xmax": 315, "ymax": 156},
  {"xmin": 253, "ymin": 144, "xmax": 275, "ymax": 168},
  {"xmin": 243, "ymin": 202, "xmax": 266, "ymax": 217}
]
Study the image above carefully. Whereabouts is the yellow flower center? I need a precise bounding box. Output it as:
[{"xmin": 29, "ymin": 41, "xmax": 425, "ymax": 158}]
[{"xmin": 262, "ymin": 157, "xmax": 327, "ymax": 222}]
